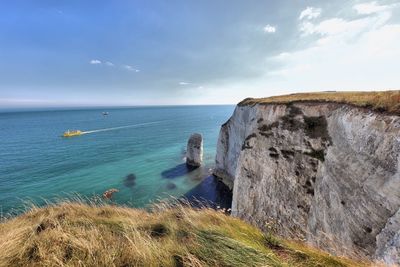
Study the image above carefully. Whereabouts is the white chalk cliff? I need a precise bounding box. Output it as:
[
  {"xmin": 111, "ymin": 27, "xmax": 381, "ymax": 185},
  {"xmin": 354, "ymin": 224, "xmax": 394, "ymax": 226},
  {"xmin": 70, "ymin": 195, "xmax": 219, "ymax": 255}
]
[{"xmin": 214, "ymin": 100, "xmax": 400, "ymax": 264}]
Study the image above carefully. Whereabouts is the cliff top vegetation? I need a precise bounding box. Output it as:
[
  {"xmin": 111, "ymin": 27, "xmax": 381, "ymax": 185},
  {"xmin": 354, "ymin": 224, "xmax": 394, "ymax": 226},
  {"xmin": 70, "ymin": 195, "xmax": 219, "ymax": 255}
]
[
  {"xmin": 0, "ymin": 201, "xmax": 367, "ymax": 267},
  {"xmin": 239, "ymin": 90, "xmax": 400, "ymax": 115}
]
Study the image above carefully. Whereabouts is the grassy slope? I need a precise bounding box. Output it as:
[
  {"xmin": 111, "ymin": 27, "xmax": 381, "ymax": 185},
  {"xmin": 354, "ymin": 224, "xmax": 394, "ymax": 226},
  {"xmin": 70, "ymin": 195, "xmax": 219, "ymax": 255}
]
[
  {"xmin": 0, "ymin": 202, "xmax": 368, "ymax": 267},
  {"xmin": 238, "ymin": 90, "xmax": 400, "ymax": 115}
]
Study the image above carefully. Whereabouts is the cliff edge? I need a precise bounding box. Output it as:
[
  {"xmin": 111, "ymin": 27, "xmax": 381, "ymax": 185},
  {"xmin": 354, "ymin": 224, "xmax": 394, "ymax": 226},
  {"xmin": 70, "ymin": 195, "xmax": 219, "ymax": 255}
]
[{"xmin": 214, "ymin": 91, "xmax": 400, "ymax": 264}]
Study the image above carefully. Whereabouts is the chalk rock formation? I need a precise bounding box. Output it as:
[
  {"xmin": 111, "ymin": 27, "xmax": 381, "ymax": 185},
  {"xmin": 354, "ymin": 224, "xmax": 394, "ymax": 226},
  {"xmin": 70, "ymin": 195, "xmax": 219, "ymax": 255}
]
[
  {"xmin": 186, "ymin": 133, "xmax": 203, "ymax": 167},
  {"xmin": 214, "ymin": 100, "xmax": 400, "ymax": 264}
]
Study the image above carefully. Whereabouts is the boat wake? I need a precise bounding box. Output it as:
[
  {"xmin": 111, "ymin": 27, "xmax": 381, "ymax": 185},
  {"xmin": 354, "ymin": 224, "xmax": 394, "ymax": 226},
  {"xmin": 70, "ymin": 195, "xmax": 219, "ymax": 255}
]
[{"xmin": 81, "ymin": 121, "xmax": 162, "ymax": 135}]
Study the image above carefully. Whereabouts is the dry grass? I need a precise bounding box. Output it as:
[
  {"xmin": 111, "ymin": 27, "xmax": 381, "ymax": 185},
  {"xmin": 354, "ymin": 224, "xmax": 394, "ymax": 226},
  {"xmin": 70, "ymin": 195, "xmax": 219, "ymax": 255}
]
[
  {"xmin": 0, "ymin": 201, "xmax": 369, "ymax": 267},
  {"xmin": 239, "ymin": 90, "xmax": 400, "ymax": 114}
]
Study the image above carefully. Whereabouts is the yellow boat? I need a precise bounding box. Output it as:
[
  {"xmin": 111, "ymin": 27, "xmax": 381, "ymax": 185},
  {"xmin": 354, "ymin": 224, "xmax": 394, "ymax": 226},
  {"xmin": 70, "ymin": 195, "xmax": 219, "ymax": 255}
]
[{"xmin": 63, "ymin": 130, "xmax": 82, "ymax": 137}]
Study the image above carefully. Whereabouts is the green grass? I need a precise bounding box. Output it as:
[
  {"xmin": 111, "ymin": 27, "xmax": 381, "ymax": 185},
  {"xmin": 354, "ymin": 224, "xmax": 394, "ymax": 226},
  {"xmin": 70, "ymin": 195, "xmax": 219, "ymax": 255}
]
[
  {"xmin": 0, "ymin": 202, "xmax": 369, "ymax": 266},
  {"xmin": 238, "ymin": 90, "xmax": 400, "ymax": 114}
]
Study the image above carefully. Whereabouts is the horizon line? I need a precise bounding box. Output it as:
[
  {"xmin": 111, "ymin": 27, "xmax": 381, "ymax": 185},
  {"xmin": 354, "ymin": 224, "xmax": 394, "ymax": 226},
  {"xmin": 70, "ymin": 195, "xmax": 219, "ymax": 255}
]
[{"xmin": 0, "ymin": 104, "xmax": 236, "ymax": 114}]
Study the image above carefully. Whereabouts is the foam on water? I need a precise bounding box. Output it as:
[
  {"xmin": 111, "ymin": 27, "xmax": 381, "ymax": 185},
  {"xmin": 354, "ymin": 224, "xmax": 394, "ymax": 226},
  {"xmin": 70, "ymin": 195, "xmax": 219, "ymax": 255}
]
[{"xmin": 82, "ymin": 121, "xmax": 164, "ymax": 135}]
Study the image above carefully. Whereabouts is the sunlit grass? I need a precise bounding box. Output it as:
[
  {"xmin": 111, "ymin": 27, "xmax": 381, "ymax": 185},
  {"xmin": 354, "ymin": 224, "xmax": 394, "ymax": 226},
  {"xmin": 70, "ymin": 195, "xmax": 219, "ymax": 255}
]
[
  {"xmin": 239, "ymin": 90, "xmax": 400, "ymax": 114},
  {"xmin": 0, "ymin": 200, "xmax": 369, "ymax": 266}
]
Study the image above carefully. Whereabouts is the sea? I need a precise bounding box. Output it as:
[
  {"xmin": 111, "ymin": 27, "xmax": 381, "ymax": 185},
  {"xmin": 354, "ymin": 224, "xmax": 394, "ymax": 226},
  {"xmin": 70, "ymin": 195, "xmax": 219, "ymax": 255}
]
[{"xmin": 0, "ymin": 105, "xmax": 235, "ymax": 216}]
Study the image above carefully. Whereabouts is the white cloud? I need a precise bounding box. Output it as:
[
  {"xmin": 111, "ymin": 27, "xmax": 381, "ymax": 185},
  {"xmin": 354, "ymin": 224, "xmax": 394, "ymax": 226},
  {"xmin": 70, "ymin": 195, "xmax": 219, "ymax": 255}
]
[
  {"xmin": 123, "ymin": 65, "xmax": 140, "ymax": 72},
  {"xmin": 90, "ymin": 59, "xmax": 102, "ymax": 64},
  {"xmin": 171, "ymin": 2, "xmax": 400, "ymax": 104},
  {"xmin": 299, "ymin": 5, "xmax": 392, "ymax": 39},
  {"xmin": 301, "ymin": 17, "xmax": 371, "ymax": 37},
  {"xmin": 353, "ymin": 2, "xmax": 391, "ymax": 15},
  {"xmin": 263, "ymin": 24, "xmax": 276, "ymax": 33},
  {"xmin": 267, "ymin": 3, "xmax": 400, "ymax": 91},
  {"xmin": 268, "ymin": 64, "xmax": 311, "ymax": 76},
  {"xmin": 90, "ymin": 61, "xmax": 139, "ymax": 72},
  {"xmin": 179, "ymin": 81, "xmax": 190, "ymax": 85},
  {"xmin": 300, "ymin": 21, "xmax": 316, "ymax": 35},
  {"xmin": 270, "ymin": 52, "xmax": 292, "ymax": 61},
  {"xmin": 299, "ymin": 7, "xmax": 322, "ymax": 20}
]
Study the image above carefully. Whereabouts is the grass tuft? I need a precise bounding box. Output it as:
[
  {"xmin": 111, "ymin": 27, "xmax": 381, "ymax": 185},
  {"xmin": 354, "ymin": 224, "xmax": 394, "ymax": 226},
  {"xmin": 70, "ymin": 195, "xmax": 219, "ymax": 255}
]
[
  {"xmin": 150, "ymin": 223, "xmax": 170, "ymax": 237},
  {"xmin": 0, "ymin": 201, "xmax": 369, "ymax": 266}
]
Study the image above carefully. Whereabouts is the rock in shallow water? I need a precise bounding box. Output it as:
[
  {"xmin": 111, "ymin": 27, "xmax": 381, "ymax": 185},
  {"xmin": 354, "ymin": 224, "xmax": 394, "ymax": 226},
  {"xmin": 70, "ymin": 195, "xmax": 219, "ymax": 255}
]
[
  {"xmin": 166, "ymin": 182, "xmax": 177, "ymax": 190},
  {"xmin": 186, "ymin": 133, "xmax": 203, "ymax": 167},
  {"xmin": 123, "ymin": 173, "xmax": 136, "ymax": 188}
]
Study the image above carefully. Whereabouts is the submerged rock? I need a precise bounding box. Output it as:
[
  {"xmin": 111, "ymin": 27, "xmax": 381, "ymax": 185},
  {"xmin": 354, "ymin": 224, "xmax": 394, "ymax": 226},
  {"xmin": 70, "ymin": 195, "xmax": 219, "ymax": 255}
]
[
  {"xmin": 124, "ymin": 173, "xmax": 136, "ymax": 188},
  {"xmin": 186, "ymin": 133, "xmax": 203, "ymax": 167},
  {"xmin": 166, "ymin": 182, "xmax": 177, "ymax": 190}
]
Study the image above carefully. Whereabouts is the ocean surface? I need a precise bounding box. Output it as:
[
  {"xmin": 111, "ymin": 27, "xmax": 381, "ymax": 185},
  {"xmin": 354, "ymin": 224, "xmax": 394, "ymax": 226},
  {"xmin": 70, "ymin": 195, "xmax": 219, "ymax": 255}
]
[{"xmin": 0, "ymin": 105, "xmax": 234, "ymax": 216}]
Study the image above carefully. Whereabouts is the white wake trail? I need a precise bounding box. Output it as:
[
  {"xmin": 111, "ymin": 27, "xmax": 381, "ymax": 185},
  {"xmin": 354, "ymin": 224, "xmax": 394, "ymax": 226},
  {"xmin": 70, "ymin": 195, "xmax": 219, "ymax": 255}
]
[{"xmin": 81, "ymin": 121, "xmax": 162, "ymax": 135}]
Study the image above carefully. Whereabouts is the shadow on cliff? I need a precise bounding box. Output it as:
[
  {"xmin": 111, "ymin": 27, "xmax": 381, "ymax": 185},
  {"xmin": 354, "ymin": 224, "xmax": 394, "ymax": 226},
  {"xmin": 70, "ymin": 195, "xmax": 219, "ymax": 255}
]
[{"xmin": 183, "ymin": 175, "xmax": 232, "ymax": 210}]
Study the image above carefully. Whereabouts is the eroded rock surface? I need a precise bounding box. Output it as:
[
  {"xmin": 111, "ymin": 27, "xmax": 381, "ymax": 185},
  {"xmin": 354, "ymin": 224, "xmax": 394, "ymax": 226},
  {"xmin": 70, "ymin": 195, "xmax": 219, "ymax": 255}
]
[
  {"xmin": 186, "ymin": 133, "xmax": 203, "ymax": 167},
  {"xmin": 214, "ymin": 102, "xmax": 400, "ymax": 263}
]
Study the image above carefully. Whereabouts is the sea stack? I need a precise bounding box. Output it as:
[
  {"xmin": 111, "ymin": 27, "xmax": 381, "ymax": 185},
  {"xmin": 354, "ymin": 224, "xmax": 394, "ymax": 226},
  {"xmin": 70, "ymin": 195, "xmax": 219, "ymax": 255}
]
[{"xmin": 186, "ymin": 133, "xmax": 203, "ymax": 167}]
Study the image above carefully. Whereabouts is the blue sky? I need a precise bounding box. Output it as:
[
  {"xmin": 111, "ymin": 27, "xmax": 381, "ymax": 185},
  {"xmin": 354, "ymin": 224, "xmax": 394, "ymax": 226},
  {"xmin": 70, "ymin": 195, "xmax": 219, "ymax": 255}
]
[{"xmin": 1, "ymin": 0, "xmax": 400, "ymax": 107}]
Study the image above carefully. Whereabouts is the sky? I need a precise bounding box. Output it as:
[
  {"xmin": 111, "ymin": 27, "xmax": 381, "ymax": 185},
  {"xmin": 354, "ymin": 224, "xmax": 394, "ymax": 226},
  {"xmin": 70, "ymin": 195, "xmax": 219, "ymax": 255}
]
[{"xmin": 0, "ymin": 0, "xmax": 399, "ymax": 107}]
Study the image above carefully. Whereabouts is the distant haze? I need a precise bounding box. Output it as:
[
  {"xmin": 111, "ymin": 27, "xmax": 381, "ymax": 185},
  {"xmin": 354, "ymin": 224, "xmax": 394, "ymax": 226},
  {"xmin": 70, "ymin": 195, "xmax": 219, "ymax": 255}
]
[{"xmin": 1, "ymin": 1, "xmax": 400, "ymax": 107}]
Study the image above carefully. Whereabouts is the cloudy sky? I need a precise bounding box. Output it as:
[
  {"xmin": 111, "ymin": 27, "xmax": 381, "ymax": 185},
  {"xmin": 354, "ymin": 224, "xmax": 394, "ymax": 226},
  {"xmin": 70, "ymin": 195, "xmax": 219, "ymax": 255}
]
[{"xmin": 0, "ymin": 0, "xmax": 399, "ymax": 107}]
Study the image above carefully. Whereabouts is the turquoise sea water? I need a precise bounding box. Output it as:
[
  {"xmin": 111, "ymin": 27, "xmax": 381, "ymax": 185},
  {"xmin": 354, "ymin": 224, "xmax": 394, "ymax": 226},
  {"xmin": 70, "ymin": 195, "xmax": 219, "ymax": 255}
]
[{"xmin": 0, "ymin": 106, "xmax": 234, "ymax": 215}]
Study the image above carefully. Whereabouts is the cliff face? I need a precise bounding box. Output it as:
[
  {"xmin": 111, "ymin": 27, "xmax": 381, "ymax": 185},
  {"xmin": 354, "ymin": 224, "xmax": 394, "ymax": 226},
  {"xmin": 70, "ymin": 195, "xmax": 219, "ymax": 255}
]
[{"xmin": 214, "ymin": 101, "xmax": 400, "ymax": 263}]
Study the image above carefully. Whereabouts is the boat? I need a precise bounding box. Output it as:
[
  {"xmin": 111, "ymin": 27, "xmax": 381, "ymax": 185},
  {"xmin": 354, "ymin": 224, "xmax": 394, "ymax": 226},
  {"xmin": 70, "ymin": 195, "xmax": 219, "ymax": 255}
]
[
  {"xmin": 63, "ymin": 130, "xmax": 82, "ymax": 137},
  {"xmin": 102, "ymin": 112, "xmax": 109, "ymax": 116}
]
